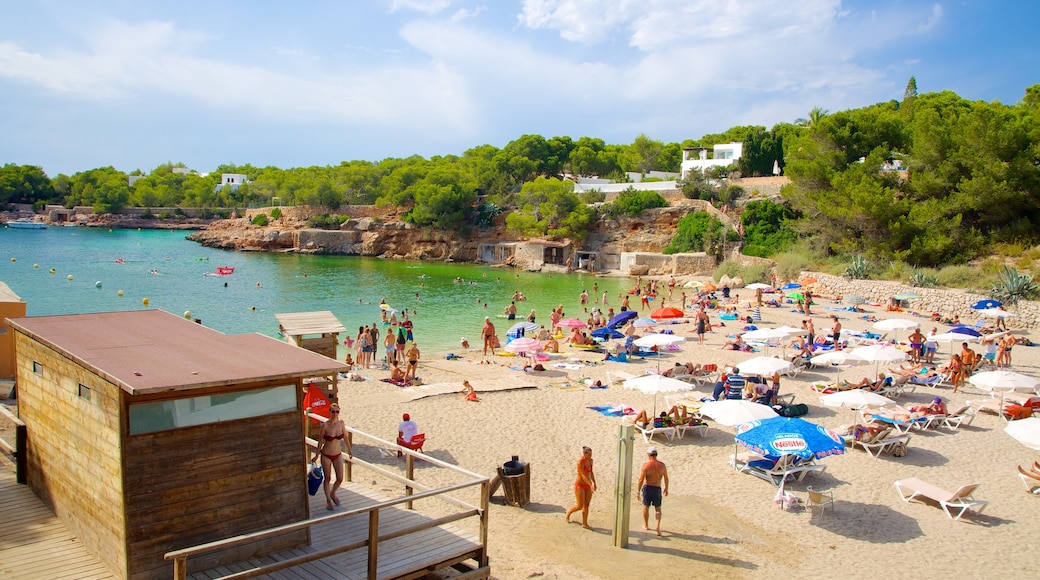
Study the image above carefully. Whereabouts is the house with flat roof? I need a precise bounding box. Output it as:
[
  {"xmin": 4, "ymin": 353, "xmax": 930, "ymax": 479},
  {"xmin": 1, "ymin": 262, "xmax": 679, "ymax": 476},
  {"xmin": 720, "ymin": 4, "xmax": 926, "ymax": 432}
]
[{"xmin": 680, "ymin": 142, "xmax": 743, "ymax": 179}]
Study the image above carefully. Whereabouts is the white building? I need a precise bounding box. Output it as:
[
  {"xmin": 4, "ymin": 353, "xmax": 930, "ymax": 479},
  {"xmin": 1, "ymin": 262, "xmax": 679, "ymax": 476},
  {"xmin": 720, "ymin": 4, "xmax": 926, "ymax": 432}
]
[{"xmin": 680, "ymin": 142, "xmax": 743, "ymax": 179}]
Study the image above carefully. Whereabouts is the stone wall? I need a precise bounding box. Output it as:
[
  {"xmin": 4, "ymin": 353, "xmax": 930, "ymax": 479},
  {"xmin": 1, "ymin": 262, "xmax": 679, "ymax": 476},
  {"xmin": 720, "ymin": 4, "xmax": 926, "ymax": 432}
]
[
  {"xmin": 802, "ymin": 271, "xmax": 1040, "ymax": 329},
  {"xmin": 620, "ymin": 252, "xmax": 716, "ymax": 276}
]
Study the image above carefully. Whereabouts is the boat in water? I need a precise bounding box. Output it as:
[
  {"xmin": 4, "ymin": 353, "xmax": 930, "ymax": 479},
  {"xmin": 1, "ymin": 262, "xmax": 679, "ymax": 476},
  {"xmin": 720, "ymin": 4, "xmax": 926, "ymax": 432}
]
[{"xmin": 6, "ymin": 218, "xmax": 48, "ymax": 229}]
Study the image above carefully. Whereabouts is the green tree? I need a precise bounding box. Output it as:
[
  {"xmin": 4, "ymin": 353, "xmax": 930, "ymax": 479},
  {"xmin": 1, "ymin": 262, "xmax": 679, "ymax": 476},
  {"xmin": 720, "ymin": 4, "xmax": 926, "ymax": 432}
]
[
  {"xmin": 505, "ymin": 177, "xmax": 592, "ymax": 241},
  {"xmin": 0, "ymin": 164, "xmax": 55, "ymax": 206},
  {"xmin": 605, "ymin": 188, "xmax": 668, "ymax": 216},
  {"xmin": 740, "ymin": 199, "xmax": 799, "ymax": 257},
  {"xmin": 665, "ymin": 212, "xmax": 726, "ymax": 255}
]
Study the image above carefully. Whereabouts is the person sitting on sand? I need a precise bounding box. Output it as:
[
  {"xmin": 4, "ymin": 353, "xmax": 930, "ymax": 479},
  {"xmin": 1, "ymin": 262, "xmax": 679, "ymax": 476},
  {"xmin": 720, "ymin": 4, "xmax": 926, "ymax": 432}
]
[
  {"xmin": 568, "ymin": 328, "xmax": 589, "ymax": 345},
  {"xmin": 462, "ymin": 380, "xmax": 479, "ymax": 402},
  {"xmin": 389, "ymin": 362, "xmax": 406, "ymax": 382},
  {"xmin": 544, "ymin": 336, "xmax": 560, "ymax": 353},
  {"xmin": 722, "ymin": 334, "xmax": 745, "ymax": 351}
]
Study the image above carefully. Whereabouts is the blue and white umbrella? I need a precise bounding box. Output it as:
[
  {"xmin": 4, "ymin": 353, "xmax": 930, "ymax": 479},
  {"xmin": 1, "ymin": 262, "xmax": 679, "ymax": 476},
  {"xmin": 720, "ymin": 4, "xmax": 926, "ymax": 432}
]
[
  {"xmin": 971, "ymin": 299, "xmax": 1002, "ymax": 310},
  {"xmin": 948, "ymin": 325, "xmax": 982, "ymax": 337},
  {"xmin": 735, "ymin": 417, "xmax": 845, "ymax": 461},
  {"xmin": 780, "ymin": 282, "xmax": 802, "ymax": 290},
  {"xmin": 591, "ymin": 327, "xmax": 624, "ymax": 340},
  {"xmin": 508, "ymin": 321, "xmax": 539, "ymax": 335}
]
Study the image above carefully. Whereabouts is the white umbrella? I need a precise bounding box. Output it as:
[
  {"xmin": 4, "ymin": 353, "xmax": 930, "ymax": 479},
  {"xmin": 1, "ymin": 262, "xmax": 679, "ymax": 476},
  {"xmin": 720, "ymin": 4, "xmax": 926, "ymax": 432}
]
[
  {"xmin": 736, "ymin": 356, "xmax": 792, "ymax": 377},
  {"xmin": 820, "ymin": 390, "xmax": 895, "ymax": 410},
  {"xmin": 633, "ymin": 334, "xmax": 685, "ymax": 348},
  {"xmin": 850, "ymin": 344, "xmax": 908, "ymax": 379},
  {"xmin": 508, "ymin": 321, "xmax": 539, "ymax": 335},
  {"xmin": 932, "ymin": 332, "xmax": 981, "ymax": 343},
  {"xmin": 775, "ymin": 325, "xmax": 807, "ymax": 335},
  {"xmin": 504, "ymin": 337, "xmax": 542, "ymax": 353},
  {"xmin": 699, "ymin": 399, "xmax": 778, "ymax": 427},
  {"xmin": 968, "ymin": 370, "xmax": 1037, "ymax": 412},
  {"xmin": 683, "ymin": 280, "xmax": 707, "ymax": 288},
  {"xmin": 873, "ymin": 318, "xmax": 920, "ymax": 332},
  {"xmin": 978, "ymin": 308, "xmax": 1015, "ymax": 319},
  {"xmin": 632, "ymin": 317, "xmax": 657, "ymax": 328},
  {"xmin": 746, "ymin": 283, "xmax": 772, "ymax": 290},
  {"xmin": 1006, "ymin": 417, "xmax": 1040, "ymax": 451},
  {"xmin": 809, "ymin": 350, "xmax": 867, "ymax": 380},
  {"xmin": 624, "ymin": 374, "xmax": 694, "ymax": 414},
  {"xmin": 741, "ymin": 328, "xmax": 789, "ymax": 341}
]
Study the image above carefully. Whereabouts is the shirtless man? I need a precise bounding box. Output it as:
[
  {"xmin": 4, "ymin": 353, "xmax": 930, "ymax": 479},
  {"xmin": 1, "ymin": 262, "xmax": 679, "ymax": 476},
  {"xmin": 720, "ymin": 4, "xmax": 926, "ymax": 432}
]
[
  {"xmin": 504, "ymin": 301, "xmax": 517, "ymax": 320},
  {"xmin": 482, "ymin": 317, "xmax": 496, "ymax": 356},
  {"xmin": 831, "ymin": 316, "xmax": 842, "ymax": 349},
  {"xmin": 636, "ymin": 447, "xmax": 669, "ymax": 536}
]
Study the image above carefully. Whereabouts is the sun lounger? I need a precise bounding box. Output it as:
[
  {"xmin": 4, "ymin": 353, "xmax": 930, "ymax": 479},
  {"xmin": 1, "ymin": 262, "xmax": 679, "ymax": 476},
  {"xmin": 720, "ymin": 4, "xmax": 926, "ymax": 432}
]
[
  {"xmin": 1016, "ymin": 465, "xmax": 1040, "ymax": 494},
  {"xmin": 728, "ymin": 453, "xmax": 826, "ymax": 487},
  {"xmin": 879, "ymin": 374, "xmax": 916, "ymax": 398},
  {"xmin": 672, "ymin": 418, "xmax": 709, "ymax": 439},
  {"xmin": 622, "ymin": 417, "xmax": 676, "ymax": 443},
  {"xmin": 868, "ymin": 412, "xmax": 930, "ymax": 433},
  {"xmin": 894, "ymin": 477, "xmax": 988, "ymax": 520},
  {"xmin": 942, "ymin": 406, "xmax": 977, "ymax": 429},
  {"xmin": 843, "ymin": 427, "xmax": 912, "ymax": 458}
]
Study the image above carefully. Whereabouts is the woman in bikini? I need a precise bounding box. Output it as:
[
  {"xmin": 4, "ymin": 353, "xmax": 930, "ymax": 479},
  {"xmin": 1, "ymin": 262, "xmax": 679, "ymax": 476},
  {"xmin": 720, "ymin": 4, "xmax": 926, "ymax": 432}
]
[
  {"xmin": 565, "ymin": 446, "xmax": 597, "ymax": 529},
  {"xmin": 312, "ymin": 404, "xmax": 350, "ymax": 511}
]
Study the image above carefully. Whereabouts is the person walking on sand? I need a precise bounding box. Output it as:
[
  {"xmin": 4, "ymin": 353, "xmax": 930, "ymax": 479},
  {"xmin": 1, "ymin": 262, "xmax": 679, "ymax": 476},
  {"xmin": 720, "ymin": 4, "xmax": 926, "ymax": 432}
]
[
  {"xmin": 831, "ymin": 316, "xmax": 842, "ymax": 349},
  {"xmin": 482, "ymin": 316, "xmax": 497, "ymax": 356},
  {"xmin": 637, "ymin": 447, "xmax": 668, "ymax": 536},
  {"xmin": 312, "ymin": 404, "xmax": 349, "ymax": 511},
  {"xmin": 565, "ymin": 446, "xmax": 597, "ymax": 529}
]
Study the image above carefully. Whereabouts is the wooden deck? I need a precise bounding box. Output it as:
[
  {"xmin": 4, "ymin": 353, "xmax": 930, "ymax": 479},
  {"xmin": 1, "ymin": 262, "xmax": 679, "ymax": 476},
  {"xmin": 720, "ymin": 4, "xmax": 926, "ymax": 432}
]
[
  {"xmin": 186, "ymin": 482, "xmax": 486, "ymax": 580},
  {"xmin": 0, "ymin": 466, "xmax": 115, "ymax": 579}
]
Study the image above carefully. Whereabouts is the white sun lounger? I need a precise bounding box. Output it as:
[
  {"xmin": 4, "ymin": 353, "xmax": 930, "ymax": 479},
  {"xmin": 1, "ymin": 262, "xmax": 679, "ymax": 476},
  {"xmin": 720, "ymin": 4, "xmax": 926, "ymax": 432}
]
[{"xmin": 894, "ymin": 477, "xmax": 988, "ymax": 520}]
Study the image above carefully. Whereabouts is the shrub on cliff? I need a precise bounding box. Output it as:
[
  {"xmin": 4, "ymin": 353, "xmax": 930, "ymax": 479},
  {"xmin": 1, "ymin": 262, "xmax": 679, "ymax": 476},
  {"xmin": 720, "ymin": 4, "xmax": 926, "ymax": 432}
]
[
  {"xmin": 251, "ymin": 213, "xmax": 269, "ymax": 226},
  {"xmin": 603, "ymin": 188, "xmax": 667, "ymax": 217}
]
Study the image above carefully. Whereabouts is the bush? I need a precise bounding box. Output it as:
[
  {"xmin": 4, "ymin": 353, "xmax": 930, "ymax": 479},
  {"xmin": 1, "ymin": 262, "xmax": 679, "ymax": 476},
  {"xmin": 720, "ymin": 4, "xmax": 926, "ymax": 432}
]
[
  {"xmin": 250, "ymin": 213, "xmax": 269, "ymax": 226},
  {"xmin": 605, "ymin": 189, "xmax": 668, "ymax": 217},
  {"xmin": 713, "ymin": 259, "xmax": 745, "ymax": 281},
  {"xmin": 908, "ymin": 269, "xmax": 940, "ymax": 288},
  {"xmin": 270, "ymin": 207, "xmax": 283, "ymax": 219},
  {"xmin": 710, "ymin": 260, "xmax": 772, "ymax": 285},
  {"xmin": 665, "ymin": 212, "xmax": 725, "ymax": 255},
  {"xmin": 773, "ymin": 252, "xmax": 812, "ymax": 282},
  {"xmin": 934, "ymin": 264, "xmax": 988, "ymax": 289},
  {"xmin": 579, "ymin": 190, "xmax": 606, "ymax": 204},
  {"xmin": 990, "ymin": 265, "xmax": 1040, "ymax": 307},
  {"xmin": 308, "ymin": 214, "xmax": 348, "ymax": 229},
  {"xmin": 844, "ymin": 255, "xmax": 869, "ymax": 280}
]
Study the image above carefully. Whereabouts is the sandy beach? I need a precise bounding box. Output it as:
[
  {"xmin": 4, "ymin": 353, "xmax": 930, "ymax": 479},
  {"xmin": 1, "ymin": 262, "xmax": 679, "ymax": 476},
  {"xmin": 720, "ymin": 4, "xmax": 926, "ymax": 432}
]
[{"xmin": 336, "ymin": 287, "xmax": 1040, "ymax": 579}]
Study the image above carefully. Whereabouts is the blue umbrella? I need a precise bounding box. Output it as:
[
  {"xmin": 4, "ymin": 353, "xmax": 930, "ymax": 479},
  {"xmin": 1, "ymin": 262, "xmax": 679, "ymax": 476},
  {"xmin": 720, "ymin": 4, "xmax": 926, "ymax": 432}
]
[
  {"xmin": 780, "ymin": 282, "xmax": 801, "ymax": 290},
  {"xmin": 591, "ymin": 327, "xmax": 624, "ymax": 340},
  {"xmin": 948, "ymin": 325, "xmax": 982, "ymax": 337},
  {"xmin": 606, "ymin": 310, "xmax": 638, "ymax": 329},
  {"xmin": 735, "ymin": 417, "xmax": 845, "ymax": 461},
  {"xmin": 972, "ymin": 299, "xmax": 1002, "ymax": 310}
]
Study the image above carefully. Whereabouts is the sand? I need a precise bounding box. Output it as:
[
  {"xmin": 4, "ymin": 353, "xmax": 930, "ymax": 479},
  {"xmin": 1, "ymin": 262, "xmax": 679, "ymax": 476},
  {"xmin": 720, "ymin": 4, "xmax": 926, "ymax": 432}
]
[{"xmin": 334, "ymin": 287, "xmax": 1040, "ymax": 579}]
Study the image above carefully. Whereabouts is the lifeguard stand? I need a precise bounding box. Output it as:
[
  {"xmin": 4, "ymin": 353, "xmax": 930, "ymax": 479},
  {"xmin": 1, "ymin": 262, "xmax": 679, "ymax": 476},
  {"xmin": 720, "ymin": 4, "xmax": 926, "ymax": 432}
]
[{"xmin": 274, "ymin": 311, "xmax": 347, "ymax": 401}]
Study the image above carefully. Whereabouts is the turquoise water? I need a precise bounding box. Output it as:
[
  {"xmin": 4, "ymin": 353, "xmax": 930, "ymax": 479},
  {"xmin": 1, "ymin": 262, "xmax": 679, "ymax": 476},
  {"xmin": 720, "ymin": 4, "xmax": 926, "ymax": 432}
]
[{"xmin": 1, "ymin": 227, "xmax": 639, "ymax": 356}]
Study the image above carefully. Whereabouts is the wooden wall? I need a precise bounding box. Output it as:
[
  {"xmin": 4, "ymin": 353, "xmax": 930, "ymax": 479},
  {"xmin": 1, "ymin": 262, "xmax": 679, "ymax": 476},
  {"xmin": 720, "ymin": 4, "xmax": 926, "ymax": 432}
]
[
  {"xmin": 122, "ymin": 387, "xmax": 309, "ymax": 579},
  {"xmin": 0, "ymin": 292, "xmax": 26, "ymax": 380},
  {"xmin": 299, "ymin": 335, "xmax": 337, "ymax": 359},
  {"xmin": 14, "ymin": 333, "xmax": 128, "ymax": 577}
]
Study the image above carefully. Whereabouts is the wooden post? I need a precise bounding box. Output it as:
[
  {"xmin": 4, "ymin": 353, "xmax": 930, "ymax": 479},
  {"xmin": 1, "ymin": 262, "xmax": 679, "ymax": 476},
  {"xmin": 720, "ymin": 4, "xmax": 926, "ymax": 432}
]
[
  {"xmin": 478, "ymin": 479, "xmax": 489, "ymax": 566},
  {"xmin": 173, "ymin": 556, "xmax": 187, "ymax": 580},
  {"xmin": 613, "ymin": 424, "xmax": 635, "ymax": 548},
  {"xmin": 15, "ymin": 423, "xmax": 25, "ymax": 485},
  {"xmin": 345, "ymin": 431, "xmax": 354, "ymax": 482},
  {"xmin": 367, "ymin": 510, "xmax": 379, "ymax": 580},
  {"xmin": 405, "ymin": 453, "xmax": 414, "ymax": 509}
]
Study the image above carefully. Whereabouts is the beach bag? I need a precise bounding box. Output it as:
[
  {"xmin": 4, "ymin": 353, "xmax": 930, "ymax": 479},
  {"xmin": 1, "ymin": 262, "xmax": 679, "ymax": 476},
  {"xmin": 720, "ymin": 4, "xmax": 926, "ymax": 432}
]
[
  {"xmin": 890, "ymin": 441, "xmax": 908, "ymax": 457},
  {"xmin": 307, "ymin": 463, "xmax": 324, "ymax": 496},
  {"xmin": 779, "ymin": 403, "xmax": 808, "ymax": 417}
]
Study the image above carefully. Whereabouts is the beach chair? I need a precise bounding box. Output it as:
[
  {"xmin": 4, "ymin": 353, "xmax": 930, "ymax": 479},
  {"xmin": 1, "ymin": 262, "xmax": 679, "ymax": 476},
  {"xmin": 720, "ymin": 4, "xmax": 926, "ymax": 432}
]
[
  {"xmin": 398, "ymin": 433, "xmax": 426, "ymax": 456},
  {"xmin": 867, "ymin": 412, "xmax": 929, "ymax": 433},
  {"xmin": 623, "ymin": 417, "xmax": 675, "ymax": 444},
  {"xmin": 845, "ymin": 427, "xmax": 911, "ymax": 458},
  {"xmin": 730, "ymin": 453, "xmax": 825, "ymax": 487},
  {"xmin": 1016, "ymin": 465, "xmax": 1040, "ymax": 494},
  {"xmin": 880, "ymin": 374, "xmax": 916, "ymax": 398},
  {"xmin": 942, "ymin": 406, "xmax": 977, "ymax": 430},
  {"xmin": 605, "ymin": 369, "xmax": 636, "ymax": 385},
  {"xmin": 894, "ymin": 478, "xmax": 988, "ymax": 520},
  {"xmin": 672, "ymin": 417, "xmax": 709, "ymax": 439},
  {"xmin": 805, "ymin": 486, "xmax": 835, "ymax": 515}
]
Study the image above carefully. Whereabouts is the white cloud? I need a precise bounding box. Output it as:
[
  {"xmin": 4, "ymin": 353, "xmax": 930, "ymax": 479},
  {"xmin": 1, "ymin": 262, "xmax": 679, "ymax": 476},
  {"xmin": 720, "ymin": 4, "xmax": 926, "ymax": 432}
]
[{"xmin": 917, "ymin": 3, "xmax": 943, "ymax": 33}]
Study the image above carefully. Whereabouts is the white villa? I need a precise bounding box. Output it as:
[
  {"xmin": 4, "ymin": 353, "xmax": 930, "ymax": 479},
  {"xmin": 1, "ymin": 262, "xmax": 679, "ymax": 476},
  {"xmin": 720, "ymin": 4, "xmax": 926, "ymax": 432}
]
[{"xmin": 680, "ymin": 142, "xmax": 743, "ymax": 179}]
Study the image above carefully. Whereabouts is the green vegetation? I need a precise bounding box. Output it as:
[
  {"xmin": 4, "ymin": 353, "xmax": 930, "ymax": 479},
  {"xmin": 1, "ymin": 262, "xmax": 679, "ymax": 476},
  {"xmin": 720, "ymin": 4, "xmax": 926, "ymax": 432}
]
[
  {"xmin": 270, "ymin": 207, "xmax": 282, "ymax": 219},
  {"xmin": 250, "ymin": 213, "xmax": 269, "ymax": 226},
  {"xmin": 307, "ymin": 214, "xmax": 349, "ymax": 229},
  {"xmin": 604, "ymin": 188, "xmax": 668, "ymax": 217},
  {"xmin": 990, "ymin": 266, "xmax": 1040, "ymax": 307},
  {"xmin": 664, "ymin": 212, "xmax": 729, "ymax": 256}
]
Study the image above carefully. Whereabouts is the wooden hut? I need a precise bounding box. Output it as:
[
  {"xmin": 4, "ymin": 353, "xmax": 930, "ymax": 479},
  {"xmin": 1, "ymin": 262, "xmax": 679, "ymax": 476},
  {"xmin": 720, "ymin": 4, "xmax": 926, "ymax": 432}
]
[
  {"xmin": 0, "ymin": 281, "xmax": 26, "ymax": 380},
  {"xmin": 6, "ymin": 310, "xmax": 349, "ymax": 579}
]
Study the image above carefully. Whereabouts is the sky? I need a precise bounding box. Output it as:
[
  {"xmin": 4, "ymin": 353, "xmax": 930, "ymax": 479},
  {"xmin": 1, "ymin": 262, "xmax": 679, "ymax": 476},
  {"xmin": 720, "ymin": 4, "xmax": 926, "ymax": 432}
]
[{"xmin": 1, "ymin": 0, "xmax": 1037, "ymax": 177}]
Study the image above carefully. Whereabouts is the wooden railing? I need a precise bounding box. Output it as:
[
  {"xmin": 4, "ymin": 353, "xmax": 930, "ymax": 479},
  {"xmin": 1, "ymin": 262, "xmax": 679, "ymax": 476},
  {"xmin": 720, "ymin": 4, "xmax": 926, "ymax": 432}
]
[
  {"xmin": 165, "ymin": 412, "xmax": 489, "ymax": 580},
  {"xmin": 0, "ymin": 404, "xmax": 26, "ymax": 484}
]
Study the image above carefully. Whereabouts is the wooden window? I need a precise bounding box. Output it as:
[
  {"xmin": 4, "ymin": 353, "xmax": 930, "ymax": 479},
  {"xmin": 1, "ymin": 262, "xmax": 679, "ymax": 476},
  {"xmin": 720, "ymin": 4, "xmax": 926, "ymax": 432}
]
[
  {"xmin": 78, "ymin": 384, "xmax": 91, "ymax": 401},
  {"xmin": 32, "ymin": 361, "xmax": 43, "ymax": 375},
  {"xmin": 128, "ymin": 384, "xmax": 297, "ymax": 435}
]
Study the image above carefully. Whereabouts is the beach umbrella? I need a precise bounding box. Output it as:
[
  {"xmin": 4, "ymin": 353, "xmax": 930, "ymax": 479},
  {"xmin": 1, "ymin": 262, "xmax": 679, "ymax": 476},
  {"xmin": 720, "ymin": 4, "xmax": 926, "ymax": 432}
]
[
  {"xmin": 683, "ymin": 280, "xmax": 707, "ymax": 289},
  {"xmin": 650, "ymin": 307, "xmax": 684, "ymax": 319},
  {"xmin": 633, "ymin": 334, "xmax": 684, "ymax": 348},
  {"xmin": 780, "ymin": 282, "xmax": 801, "ymax": 290},
  {"xmin": 968, "ymin": 371, "xmax": 1038, "ymax": 403},
  {"xmin": 932, "ymin": 331, "xmax": 981, "ymax": 343},
  {"xmin": 736, "ymin": 356, "xmax": 792, "ymax": 377},
  {"xmin": 873, "ymin": 318, "xmax": 920, "ymax": 332},
  {"xmin": 1005, "ymin": 417, "xmax": 1040, "ymax": 451},
  {"xmin": 971, "ymin": 299, "xmax": 1002, "ymax": 310},
  {"xmin": 978, "ymin": 308, "xmax": 1014, "ymax": 319},
  {"xmin": 556, "ymin": 318, "xmax": 587, "ymax": 329},
  {"xmin": 820, "ymin": 390, "xmax": 895, "ymax": 410},
  {"xmin": 735, "ymin": 417, "xmax": 845, "ymax": 461},
  {"xmin": 504, "ymin": 337, "xmax": 542, "ymax": 354},
  {"xmin": 741, "ymin": 328, "xmax": 790, "ymax": 342},
  {"xmin": 606, "ymin": 310, "xmax": 638, "ymax": 329},
  {"xmin": 632, "ymin": 317, "xmax": 657, "ymax": 328},
  {"xmin": 850, "ymin": 344, "xmax": 908, "ymax": 378},
  {"xmin": 949, "ymin": 325, "xmax": 982, "ymax": 337},
  {"xmin": 700, "ymin": 399, "xmax": 778, "ymax": 427},
  {"xmin": 892, "ymin": 292, "xmax": 923, "ymax": 301},
  {"xmin": 846, "ymin": 295, "xmax": 866, "ymax": 305},
  {"xmin": 624, "ymin": 374, "xmax": 694, "ymax": 414},
  {"xmin": 810, "ymin": 350, "xmax": 867, "ymax": 380},
  {"xmin": 591, "ymin": 327, "xmax": 624, "ymax": 340},
  {"xmin": 746, "ymin": 283, "xmax": 772, "ymax": 290},
  {"xmin": 785, "ymin": 291, "xmax": 805, "ymax": 301},
  {"xmin": 508, "ymin": 321, "xmax": 539, "ymax": 335},
  {"xmin": 775, "ymin": 325, "xmax": 807, "ymax": 335}
]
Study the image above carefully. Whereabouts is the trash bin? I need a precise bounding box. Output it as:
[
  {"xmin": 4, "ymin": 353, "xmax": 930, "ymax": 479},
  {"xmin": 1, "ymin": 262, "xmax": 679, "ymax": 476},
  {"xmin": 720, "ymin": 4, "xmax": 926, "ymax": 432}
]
[{"xmin": 497, "ymin": 455, "xmax": 531, "ymax": 507}]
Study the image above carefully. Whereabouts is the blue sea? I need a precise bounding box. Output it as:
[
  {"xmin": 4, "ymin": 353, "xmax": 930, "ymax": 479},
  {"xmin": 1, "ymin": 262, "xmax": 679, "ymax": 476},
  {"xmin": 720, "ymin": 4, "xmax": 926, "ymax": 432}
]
[{"xmin": 1, "ymin": 227, "xmax": 640, "ymax": 356}]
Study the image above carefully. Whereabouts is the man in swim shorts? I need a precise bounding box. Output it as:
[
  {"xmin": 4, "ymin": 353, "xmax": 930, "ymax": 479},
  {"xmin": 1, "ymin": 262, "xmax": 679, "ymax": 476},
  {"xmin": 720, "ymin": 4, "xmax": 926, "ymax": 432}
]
[{"xmin": 636, "ymin": 447, "xmax": 669, "ymax": 536}]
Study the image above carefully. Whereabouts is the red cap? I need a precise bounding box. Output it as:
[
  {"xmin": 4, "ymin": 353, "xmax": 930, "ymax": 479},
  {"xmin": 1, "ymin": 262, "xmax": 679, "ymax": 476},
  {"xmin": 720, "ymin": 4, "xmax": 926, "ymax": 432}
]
[{"xmin": 403, "ymin": 413, "xmax": 410, "ymax": 421}]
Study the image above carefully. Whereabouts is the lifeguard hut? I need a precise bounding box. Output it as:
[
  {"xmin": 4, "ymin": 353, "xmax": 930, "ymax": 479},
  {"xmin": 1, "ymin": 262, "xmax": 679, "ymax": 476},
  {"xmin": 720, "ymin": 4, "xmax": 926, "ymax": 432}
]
[
  {"xmin": 6, "ymin": 310, "xmax": 349, "ymax": 579},
  {"xmin": 274, "ymin": 310, "xmax": 347, "ymax": 401}
]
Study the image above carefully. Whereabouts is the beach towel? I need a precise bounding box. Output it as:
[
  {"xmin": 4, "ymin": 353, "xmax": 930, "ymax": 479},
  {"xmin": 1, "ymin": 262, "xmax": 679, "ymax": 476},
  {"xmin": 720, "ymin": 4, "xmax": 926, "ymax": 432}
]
[
  {"xmin": 380, "ymin": 377, "xmax": 413, "ymax": 387},
  {"xmin": 587, "ymin": 405, "xmax": 634, "ymax": 417}
]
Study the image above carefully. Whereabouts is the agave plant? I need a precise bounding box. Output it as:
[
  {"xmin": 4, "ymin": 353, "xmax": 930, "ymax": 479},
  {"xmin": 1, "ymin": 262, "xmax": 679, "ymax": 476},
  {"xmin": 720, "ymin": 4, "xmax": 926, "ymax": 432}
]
[
  {"xmin": 908, "ymin": 270, "xmax": 939, "ymax": 288},
  {"xmin": 990, "ymin": 265, "xmax": 1039, "ymax": 308},
  {"xmin": 844, "ymin": 255, "xmax": 869, "ymax": 280},
  {"xmin": 475, "ymin": 202, "xmax": 501, "ymax": 228}
]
